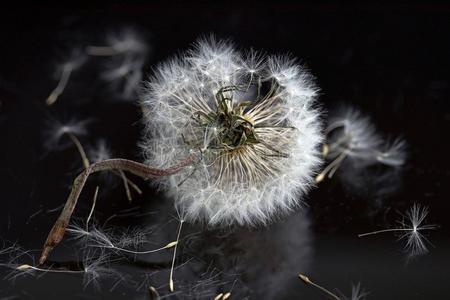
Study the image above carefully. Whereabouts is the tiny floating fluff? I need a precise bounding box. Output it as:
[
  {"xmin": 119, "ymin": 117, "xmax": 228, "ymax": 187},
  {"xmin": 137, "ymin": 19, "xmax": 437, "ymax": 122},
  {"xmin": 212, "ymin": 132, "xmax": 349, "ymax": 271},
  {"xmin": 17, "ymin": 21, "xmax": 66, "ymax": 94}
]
[{"xmin": 141, "ymin": 37, "xmax": 323, "ymax": 226}]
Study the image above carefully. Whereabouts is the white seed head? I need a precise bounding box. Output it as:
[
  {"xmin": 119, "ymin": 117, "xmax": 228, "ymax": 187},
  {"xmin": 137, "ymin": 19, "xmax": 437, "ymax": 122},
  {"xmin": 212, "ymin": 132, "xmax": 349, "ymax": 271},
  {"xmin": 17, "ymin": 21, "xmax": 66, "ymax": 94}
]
[
  {"xmin": 141, "ymin": 37, "xmax": 323, "ymax": 226},
  {"xmin": 326, "ymin": 106, "xmax": 406, "ymax": 168},
  {"xmin": 400, "ymin": 203, "xmax": 436, "ymax": 257},
  {"xmin": 327, "ymin": 106, "xmax": 382, "ymax": 163}
]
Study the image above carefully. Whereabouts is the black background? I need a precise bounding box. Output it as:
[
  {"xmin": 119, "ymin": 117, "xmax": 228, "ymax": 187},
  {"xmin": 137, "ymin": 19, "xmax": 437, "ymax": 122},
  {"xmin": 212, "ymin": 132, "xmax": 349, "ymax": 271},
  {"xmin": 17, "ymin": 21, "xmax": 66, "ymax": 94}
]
[{"xmin": 1, "ymin": 2, "xmax": 449, "ymax": 299}]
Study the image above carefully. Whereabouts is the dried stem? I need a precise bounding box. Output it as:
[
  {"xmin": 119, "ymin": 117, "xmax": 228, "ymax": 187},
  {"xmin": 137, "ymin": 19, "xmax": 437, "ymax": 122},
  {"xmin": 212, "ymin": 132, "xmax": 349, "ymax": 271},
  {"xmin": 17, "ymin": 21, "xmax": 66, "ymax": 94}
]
[{"xmin": 39, "ymin": 154, "xmax": 198, "ymax": 265}]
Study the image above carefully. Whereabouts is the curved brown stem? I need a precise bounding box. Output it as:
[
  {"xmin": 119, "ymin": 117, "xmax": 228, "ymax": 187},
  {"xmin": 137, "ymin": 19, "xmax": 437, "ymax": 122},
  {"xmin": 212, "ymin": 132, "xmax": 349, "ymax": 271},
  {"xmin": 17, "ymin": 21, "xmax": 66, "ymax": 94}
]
[{"xmin": 39, "ymin": 154, "xmax": 198, "ymax": 265}]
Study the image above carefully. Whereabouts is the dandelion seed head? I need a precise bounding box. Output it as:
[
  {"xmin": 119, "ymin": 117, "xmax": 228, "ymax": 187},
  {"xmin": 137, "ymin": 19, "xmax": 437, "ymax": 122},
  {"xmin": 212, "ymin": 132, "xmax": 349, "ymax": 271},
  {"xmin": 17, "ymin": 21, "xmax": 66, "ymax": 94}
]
[
  {"xmin": 141, "ymin": 37, "xmax": 323, "ymax": 226},
  {"xmin": 327, "ymin": 106, "xmax": 382, "ymax": 162}
]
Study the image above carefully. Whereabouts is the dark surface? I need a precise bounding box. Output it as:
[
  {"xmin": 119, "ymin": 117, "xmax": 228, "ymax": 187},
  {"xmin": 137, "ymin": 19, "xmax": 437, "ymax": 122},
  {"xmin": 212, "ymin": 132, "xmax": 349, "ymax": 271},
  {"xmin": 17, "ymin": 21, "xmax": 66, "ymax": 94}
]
[{"xmin": 1, "ymin": 2, "xmax": 449, "ymax": 299}]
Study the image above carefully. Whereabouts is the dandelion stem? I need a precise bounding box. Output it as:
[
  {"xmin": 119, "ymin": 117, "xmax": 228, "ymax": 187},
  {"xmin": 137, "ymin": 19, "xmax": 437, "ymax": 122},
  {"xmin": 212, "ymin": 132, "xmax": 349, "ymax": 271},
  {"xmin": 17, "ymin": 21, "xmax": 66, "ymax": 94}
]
[
  {"xmin": 169, "ymin": 219, "xmax": 184, "ymax": 292},
  {"xmin": 86, "ymin": 186, "xmax": 99, "ymax": 232},
  {"xmin": 358, "ymin": 228, "xmax": 412, "ymax": 238},
  {"xmin": 39, "ymin": 153, "xmax": 198, "ymax": 265},
  {"xmin": 67, "ymin": 132, "xmax": 90, "ymax": 170},
  {"xmin": 298, "ymin": 273, "xmax": 342, "ymax": 300},
  {"xmin": 46, "ymin": 64, "xmax": 73, "ymax": 106}
]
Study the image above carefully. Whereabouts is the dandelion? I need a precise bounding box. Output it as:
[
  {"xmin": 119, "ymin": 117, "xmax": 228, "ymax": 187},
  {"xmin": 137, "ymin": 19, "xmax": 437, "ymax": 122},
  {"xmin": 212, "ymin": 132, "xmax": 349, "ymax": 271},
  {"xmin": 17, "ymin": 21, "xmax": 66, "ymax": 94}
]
[
  {"xmin": 358, "ymin": 203, "xmax": 436, "ymax": 257},
  {"xmin": 316, "ymin": 106, "xmax": 406, "ymax": 183},
  {"xmin": 46, "ymin": 49, "xmax": 87, "ymax": 106},
  {"xmin": 141, "ymin": 36, "xmax": 323, "ymax": 226}
]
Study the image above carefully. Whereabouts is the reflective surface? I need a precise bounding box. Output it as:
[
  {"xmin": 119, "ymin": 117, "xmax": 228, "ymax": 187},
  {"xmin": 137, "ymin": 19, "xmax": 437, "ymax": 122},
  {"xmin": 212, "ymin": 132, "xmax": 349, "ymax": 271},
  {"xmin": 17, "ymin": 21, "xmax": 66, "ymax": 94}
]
[{"xmin": 0, "ymin": 3, "xmax": 449, "ymax": 299}]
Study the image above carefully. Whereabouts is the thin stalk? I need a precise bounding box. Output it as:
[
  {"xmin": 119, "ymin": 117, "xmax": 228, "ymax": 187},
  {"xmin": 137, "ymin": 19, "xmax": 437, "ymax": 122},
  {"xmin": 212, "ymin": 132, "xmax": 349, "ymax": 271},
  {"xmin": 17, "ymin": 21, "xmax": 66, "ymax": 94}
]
[
  {"xmin": 90, "ymin": 241, "xmax": 177, "ymax": 255},
  {"xmin": 112, "ymin": 170, "xmax": 143, "ymax": 194},
  {"xmin": 169, "ymin": 219, "xmax": 184, "ymax": 292},
  {"xmin": 149, "ymin": 286, "xmax": 161, "ymax": 300},
  {"xmin": 46, "ymin": 64, "xmax": 73, "ymax": 106},
  {"xmin": 39, "ymin": 153, "xmax": 198, "ymax": 265},
  {"xmin": 358, "ymin": 228, "xmax": 412, "ymax": 238},
  {"xmin": 119, "ymin": 170, "xmax": 133, "ymax": 201},
  {"xmin": 85, "ymin": 186, "xmax": 99, "ymax": 232},
  {"xmin": 17, "ymin": 264, "xmax": 85, "ymax": 274},
  {"xmin": 67, "ymin": 132, "xmax": 90, "ymax": 170},
  {"xmin": 299, "ymin": 274, "xmax": 341, "ymax": 300},
  {"xmin": 315, "ymin": 151, "xmax": 348, "ymax": 183}
]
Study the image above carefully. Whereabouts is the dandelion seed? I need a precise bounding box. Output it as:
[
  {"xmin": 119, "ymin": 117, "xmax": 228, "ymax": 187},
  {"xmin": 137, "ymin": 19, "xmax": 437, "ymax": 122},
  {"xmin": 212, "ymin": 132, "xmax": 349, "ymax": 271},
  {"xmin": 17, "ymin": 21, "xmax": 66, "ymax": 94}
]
[
  {"xmin": 67, "ymin": 223, "xmax": 177, "ymax": 255},
  {"xmin": 213, "ymin": 293, "xmax": 224, "ymax": 300},
  {"xmin": 317, "ymin": 106, "xmax": 406, "ymax": 183},
  {"xmin": 141, "ymin": 36, "xmax": 323, "ymax": 226},
  {"xmin": 169, "ymin": 218, "xmax": 184, "ymax": 292},
  {"xmin": 46, "ymin": 49, "xmax": 86, "ymax": 106},
  {"xmin": 86, "ymin": 28, "xmax": 148, "ymax": 56},
  {"xmin": 43, "ymin": 117, "xmax": 91, "ymax": 169},
  {"xmin": 149, "ymin": 286, "xmax": 161, "ymax": 300},
  {"xmin": 88, "ymin": 139, "xmax": 112, "ymax": 163},
  {"xmin": 375, "ymin": 138, "xmax": 407, "ymax": 167},
  {"xmin": 86, "ymin": 186, "xmax": 99, "ymax": 232},
  {"xmin": 345, "ymin": 283, "xmax": 369, "ymax": 300},
  {"xmin": 101, "ymin": 53, "xmax": 145, "ymax": 99},
  {"xmin": 298, "ymin": 273, "xmax": 341, "ymax": 300},
  {"xmin": 358, "ymin": 203, "xmax": 436, "ymax": 257}
]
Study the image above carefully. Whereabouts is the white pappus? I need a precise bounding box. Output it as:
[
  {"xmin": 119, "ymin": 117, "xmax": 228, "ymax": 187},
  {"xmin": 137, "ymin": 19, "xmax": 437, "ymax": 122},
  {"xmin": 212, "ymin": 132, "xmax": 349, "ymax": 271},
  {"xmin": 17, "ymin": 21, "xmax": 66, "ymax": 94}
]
[
  {"xmin": 317, "ymin": 106, "xmax": 406, "ymax": 182},
  {"xmin": 140, "ymin": 37, "xmax": 323, "ymax": 226}
]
